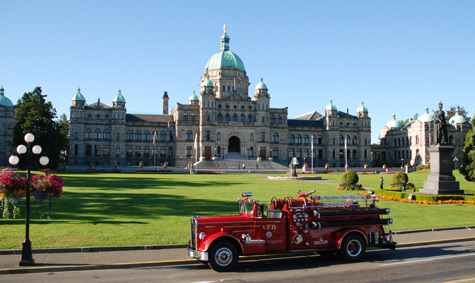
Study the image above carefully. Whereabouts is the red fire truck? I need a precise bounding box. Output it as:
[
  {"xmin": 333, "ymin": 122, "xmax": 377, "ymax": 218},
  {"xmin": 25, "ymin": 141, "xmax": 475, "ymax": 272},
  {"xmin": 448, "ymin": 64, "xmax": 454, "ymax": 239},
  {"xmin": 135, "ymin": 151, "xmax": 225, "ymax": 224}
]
[{"xmin": 188, "ymin": 190, "xmax": 396, "ymax": 271}]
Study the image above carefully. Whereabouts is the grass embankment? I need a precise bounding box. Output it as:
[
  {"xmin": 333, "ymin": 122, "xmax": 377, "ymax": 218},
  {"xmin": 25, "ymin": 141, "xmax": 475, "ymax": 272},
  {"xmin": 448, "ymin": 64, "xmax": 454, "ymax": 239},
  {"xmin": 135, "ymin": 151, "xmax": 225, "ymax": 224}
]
[{"xmin": 1, "ymin": 171, "xmax": 474, "ymax": 249}]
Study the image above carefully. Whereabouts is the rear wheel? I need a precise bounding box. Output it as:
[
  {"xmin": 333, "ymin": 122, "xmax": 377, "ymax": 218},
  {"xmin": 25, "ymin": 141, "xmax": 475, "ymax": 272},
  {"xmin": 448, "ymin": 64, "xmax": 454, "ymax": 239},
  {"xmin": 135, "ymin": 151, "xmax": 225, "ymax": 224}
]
[
  {"xmin": 208, "ymin": 240, "xmax": 238, "ymax": 272},
  {"xmin": 339, "ymin": 234, "xmax": 366, "ymax": 261}
]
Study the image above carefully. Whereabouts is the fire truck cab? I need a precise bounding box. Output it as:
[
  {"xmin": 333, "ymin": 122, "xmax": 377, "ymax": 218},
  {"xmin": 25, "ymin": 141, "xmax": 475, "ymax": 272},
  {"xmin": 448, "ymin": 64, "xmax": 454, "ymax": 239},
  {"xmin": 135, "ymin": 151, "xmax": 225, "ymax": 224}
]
[{"xmin": 188, "ymin": 190, "xmax": 396, "ymax": 272}]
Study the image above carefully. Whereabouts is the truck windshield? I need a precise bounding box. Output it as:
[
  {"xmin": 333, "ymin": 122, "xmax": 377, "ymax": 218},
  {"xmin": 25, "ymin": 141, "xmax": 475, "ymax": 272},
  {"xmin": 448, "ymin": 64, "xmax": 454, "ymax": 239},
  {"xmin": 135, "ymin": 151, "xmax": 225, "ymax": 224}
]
[{"xmin": 239, "ymin": 201, "xmax": 254, "ymax": 215}]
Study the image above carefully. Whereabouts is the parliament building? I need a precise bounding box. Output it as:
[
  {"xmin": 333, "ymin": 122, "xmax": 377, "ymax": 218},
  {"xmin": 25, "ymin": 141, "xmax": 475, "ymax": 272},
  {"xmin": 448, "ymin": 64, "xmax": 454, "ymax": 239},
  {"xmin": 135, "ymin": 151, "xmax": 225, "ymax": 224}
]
[{"xmin": 68, "ymin": 27, "xmax": 372, "ymax": 168}]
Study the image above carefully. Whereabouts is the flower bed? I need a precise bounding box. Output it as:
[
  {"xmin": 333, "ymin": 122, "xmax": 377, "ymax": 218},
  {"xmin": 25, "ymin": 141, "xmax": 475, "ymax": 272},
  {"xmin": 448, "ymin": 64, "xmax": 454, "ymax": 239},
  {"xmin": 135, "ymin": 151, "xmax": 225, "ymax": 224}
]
[
  {"xmin": 337, "ymin": 184, "xmax": 363, "ymax": 191},
  {"xmin": 361, "ymin": 191, "xmax": 475, "ymax": 205}
]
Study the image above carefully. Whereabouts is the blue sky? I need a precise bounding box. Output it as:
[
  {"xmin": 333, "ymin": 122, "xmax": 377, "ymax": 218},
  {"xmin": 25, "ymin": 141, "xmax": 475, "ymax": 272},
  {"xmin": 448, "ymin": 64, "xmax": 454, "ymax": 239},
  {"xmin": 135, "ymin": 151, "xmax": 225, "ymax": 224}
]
[{"xmin": 2, "ymin": 0, "xmax": 474, "ymax": 143}]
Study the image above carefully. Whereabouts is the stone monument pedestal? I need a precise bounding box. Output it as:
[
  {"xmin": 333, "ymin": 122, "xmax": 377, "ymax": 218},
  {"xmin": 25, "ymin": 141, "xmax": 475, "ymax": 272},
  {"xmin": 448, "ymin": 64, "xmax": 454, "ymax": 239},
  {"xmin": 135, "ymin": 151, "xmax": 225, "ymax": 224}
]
[{"xmin": 419, "ymin": 144, "xmax": 463, "ymax": 195}]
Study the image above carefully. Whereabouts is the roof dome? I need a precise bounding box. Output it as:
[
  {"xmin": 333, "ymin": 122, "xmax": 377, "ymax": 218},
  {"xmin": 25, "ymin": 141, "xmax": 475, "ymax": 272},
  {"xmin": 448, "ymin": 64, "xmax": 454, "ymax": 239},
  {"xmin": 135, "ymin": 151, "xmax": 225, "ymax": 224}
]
[
  {"xmin": 72, "ymin": 88, "xmax": 86, "ymax": 101},
  {"xmin": 202, "ymin": 75, "xmax": 214, "ymax": 87},
  {"xmin": 189, "ymin": 91, "xmax": 199, "ymax": 101},
  {"xmin": 325, "ymin": 100, "xmax": 337, "ymax": 111},
  {"xmin": 418, "ymin": 107, "xmax": 433, "ymax": 122},
  {"xmin": 113, "ymin": 89, "xmax": 126, "ymax": 102},
  {"xmin": 449, "ymin": 107, "xmax": 465, "ymax": 124},
  {"xmin": 357, "ymin": 101, "xmax": 368, "ymax": 113},
  {"xmin": 205, "ymin": 25, "xmax": 246, "ymax": 72},
  {"xmin": 0, "ymin": 85, "xmax": 13, "ymax": 107},
  {"xmin": 386, "ymin": 114, "xmax": 402, "ymax": 129},
  {"xmin": 255, "ymin": 77, "xmax": 268, "ymax": 90}
]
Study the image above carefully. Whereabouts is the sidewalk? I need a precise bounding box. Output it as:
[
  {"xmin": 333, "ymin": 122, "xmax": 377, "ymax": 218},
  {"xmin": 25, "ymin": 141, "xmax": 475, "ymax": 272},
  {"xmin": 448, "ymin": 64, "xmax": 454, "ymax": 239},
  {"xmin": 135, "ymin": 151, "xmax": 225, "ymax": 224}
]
[{"xmin": 1, "ymin": 227, "xmax": 474, "ymax": 274}]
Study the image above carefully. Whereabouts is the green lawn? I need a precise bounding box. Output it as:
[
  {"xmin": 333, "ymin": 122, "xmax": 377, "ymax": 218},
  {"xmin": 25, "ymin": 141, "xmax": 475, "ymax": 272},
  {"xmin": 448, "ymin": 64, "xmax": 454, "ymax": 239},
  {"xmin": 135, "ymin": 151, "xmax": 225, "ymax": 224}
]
[{"xmin": 1, "ymin": 171, "xmax": 474, "ymax": 249}]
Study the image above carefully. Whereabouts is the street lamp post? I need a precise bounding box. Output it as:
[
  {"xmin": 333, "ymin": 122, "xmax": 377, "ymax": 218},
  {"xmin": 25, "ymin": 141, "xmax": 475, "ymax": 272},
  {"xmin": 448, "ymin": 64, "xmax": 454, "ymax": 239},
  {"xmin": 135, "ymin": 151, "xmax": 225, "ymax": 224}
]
[{"xmin": 9, "ymin": 133, "xmax": 49, "ymax": 266}]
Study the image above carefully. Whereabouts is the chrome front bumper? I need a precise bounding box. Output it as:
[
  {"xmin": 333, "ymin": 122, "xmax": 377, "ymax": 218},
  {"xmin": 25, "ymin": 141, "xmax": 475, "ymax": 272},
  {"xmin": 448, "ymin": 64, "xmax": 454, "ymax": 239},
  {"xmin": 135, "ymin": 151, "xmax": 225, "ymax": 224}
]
[{"xmin": 188, "ymin": 247, "xmax": 209, "ymax": 261}]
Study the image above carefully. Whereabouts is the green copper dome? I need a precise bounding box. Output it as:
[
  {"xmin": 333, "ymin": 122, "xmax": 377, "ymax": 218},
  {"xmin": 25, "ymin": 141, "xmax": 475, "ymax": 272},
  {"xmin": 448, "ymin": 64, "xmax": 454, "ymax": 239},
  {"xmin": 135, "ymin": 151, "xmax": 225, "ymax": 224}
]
[
  {"xmin": 418, "ymin": 107, "xmax": 433, "ymax": 123},
  {"xmin": 205, "ymin": 26, "xmax": 246, "ymax": 72},
  {"xmin": 202, "ymin": 75, "xmax": 214, "ymax": 87},
  {"xmin": 72, "ymin": 88, "xmax": 86, "ymax": 101},
  {"xmin": 113, "ymin": 89, "xmax": 126, "ymax": 102},
  {"xmin": 357, "ymin": 101, "xmax": 368, "ymax": 113},
  {"xmin": 0, "ymin": 85, "xmax": 14, "ymax": 107},
  {"xmin": 325, "ymin": 100, "xmax": 337, "ymax": 111},
  {"xmin": 255, "ymin": 77, "xmax": 268, "ymax": 90},
  {"xmin": 189, "ymin": 91, "xmax": 199, "ymax": 101},
  {"xmin": 449, "ymin": 107, "xmax": 465, "ymax": 124},
  {"xmin": 386, "ymin": 114, "xmax": 402, "ymax": 129}
]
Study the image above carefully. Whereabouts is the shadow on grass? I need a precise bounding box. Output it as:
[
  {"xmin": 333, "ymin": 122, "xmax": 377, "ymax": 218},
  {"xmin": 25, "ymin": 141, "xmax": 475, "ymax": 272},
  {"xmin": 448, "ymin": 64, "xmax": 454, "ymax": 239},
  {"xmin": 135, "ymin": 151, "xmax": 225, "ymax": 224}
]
[{"xmin": 8, "ymin": 175, "xmax": 243, "ymax": 224}]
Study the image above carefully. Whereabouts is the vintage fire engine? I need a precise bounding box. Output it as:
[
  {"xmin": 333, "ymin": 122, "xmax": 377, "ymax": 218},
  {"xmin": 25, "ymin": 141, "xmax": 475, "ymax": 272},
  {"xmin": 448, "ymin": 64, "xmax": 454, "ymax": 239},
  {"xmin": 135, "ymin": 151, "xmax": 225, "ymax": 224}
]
[{"xmin": 188, "ymin": 190, "xmax": 396, "ymax": 271}]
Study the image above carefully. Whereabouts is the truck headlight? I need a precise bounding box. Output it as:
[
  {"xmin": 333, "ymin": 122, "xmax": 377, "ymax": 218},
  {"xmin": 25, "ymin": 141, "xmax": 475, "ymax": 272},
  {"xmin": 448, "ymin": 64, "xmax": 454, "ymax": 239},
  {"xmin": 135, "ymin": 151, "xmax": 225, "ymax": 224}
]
[{"xmin": 199, "ymin": 232, "xmax": 206, "ymax": 240}]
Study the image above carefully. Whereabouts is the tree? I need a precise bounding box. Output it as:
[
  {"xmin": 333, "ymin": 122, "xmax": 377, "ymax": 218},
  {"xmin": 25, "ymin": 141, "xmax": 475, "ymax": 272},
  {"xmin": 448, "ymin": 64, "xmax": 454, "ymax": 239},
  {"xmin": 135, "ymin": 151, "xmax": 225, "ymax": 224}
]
[
  {"xmin": 392, "ymin": 171, "xmax": 408, "ymax": 184},
  {"xmin": 459, "ymin": 114, "xmax": 475, "ymax": 182},
  {"xmin": 446, "ymin": 105, "xmax": 469, "ymax": 122},
  {"xmin": 13, "ymin": 87, "xmax": 69, "ymax": 169},
  {"xmin": 342, "ymin": 170, "xmax": 359, "ymax": 185}
]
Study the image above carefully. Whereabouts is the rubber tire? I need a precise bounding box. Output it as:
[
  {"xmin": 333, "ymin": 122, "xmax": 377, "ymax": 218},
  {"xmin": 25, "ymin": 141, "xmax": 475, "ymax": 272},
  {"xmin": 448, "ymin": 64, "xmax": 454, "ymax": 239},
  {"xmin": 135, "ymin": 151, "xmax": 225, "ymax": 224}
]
[
  {"xmin": 208, "ymin": 241, "xmax": 238, "ymax": 272},
  {"xmin": 339, "ymin": 234, "xmax": 366, "ymax": 261}
]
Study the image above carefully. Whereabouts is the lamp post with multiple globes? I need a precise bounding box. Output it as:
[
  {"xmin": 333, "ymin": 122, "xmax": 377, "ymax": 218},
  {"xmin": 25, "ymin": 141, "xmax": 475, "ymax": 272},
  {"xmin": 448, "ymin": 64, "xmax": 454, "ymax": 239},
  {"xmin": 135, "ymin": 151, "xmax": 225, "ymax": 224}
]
[{"xmin": 9, "ymin": 133, "xmax": 49, "ymax": 266}]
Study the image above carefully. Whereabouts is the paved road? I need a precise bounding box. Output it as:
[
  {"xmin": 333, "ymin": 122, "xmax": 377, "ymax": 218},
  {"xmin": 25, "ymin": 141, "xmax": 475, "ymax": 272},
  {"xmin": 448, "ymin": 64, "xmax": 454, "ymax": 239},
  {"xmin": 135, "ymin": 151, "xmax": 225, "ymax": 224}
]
[{"xmin": 1, "ymin": 240, "xmax": 475, "ymax": 282}]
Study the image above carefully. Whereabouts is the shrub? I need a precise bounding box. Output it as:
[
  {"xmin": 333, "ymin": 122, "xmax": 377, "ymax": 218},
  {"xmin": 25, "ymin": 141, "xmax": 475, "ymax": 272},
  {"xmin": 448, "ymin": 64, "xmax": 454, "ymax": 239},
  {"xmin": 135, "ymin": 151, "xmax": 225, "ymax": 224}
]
[
  {"xmin": 392, "ymin": 171, "xmax": 408, "ymax": 184},
  {"xmin": 342, "ymin": 170, "xmax": 359, "ymax": 185}
]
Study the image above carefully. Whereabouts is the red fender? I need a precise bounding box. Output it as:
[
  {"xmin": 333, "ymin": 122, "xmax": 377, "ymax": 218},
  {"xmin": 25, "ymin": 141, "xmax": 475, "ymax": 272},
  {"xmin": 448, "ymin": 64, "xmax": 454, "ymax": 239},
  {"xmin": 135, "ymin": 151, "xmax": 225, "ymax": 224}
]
[
  {"xmin": 337, "ymin": 229, "xmax": 368, "ymax": 249},
  {"xmin": 198, "ymin": 231, "xmax": 244, "ymax": 254}
]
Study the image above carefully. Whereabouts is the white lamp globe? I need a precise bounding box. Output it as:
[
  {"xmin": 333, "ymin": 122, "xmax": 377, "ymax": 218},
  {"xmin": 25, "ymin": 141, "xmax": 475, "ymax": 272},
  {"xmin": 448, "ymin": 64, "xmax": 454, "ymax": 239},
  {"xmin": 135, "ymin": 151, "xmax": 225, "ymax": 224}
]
[
  {"xmin": 32, "ymin": 145, "xmax": 42, "ymax": 154},
  {"xmin": 24, "ymin": 133, "xmax": 35, "ymax": 143},
  {"xmin": 39, "ymin": 156, "xmax": 49, "ymax": 166},
  {"xmin": 17, "ymin": 144, "xmax": 27, "ymax": 154},
  {"xmin": 9, "ymin": 155, "xmax": 20, "ymax": 165}
]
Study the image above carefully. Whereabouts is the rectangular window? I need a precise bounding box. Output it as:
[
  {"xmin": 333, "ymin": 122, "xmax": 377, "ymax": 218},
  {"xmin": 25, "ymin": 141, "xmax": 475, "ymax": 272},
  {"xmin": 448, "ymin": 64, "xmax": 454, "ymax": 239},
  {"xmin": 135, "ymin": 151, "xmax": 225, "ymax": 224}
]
[
  {"xmin": 261, "ymin": 132, "xmax": 265, "ymax": 142},
  {"xmin": 144, "ymin": 146, "xmax": 150, "ymax": 158},
  {"xmin": 103, "ymin": 145, "xmax": 110, "ymax": 156},
  {"xmin": 135, "ymin": 146, "xmax": 141, "ymax": 157},
  {"xmin": 186, "ymin": 146, "xmax": 192, "ymax": 157},
  {"xmin": 126, "ymin": 146, "xmax": 133, "ymax": 157},
  {"xmin": 86, "ymin": 145, "xmax": 92, "ymax": 156},
  {"xmin": 206, "ymin": 131, "xmax": 210, "ymax": 142},
  {"xmin": 160, "ymin": 146, "xmax": 166, "ymax": 157},
  {"xmin": 94, "ymin": 145, "xmax": 100, "ymax": 156},
  {"xmin": 288, "ymin": 149, "xmax": 294, "ymax": 158}
]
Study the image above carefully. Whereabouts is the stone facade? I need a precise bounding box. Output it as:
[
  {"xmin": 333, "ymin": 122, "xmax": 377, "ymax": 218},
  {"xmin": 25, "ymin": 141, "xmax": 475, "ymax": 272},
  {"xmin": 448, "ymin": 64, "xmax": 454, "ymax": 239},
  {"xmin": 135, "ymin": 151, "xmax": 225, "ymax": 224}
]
[
  {"xmin": 372, "ymin": 109, "xmax": 469, "ymax": 168},
  {"xmin": 68, "ymin": 29, "xmax": 372, "ymax": 168},
  {"xmin": 0, "ymin": 86, "xmax": 15, "ymax": 166}
]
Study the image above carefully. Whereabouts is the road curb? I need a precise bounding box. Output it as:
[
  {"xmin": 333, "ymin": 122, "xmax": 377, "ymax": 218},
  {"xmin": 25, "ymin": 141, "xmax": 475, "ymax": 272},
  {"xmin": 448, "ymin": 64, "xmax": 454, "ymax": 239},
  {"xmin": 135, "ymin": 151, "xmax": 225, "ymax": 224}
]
[{"xmin": 1, "ymin": 236, "xmax": 475, "ymax": 275}]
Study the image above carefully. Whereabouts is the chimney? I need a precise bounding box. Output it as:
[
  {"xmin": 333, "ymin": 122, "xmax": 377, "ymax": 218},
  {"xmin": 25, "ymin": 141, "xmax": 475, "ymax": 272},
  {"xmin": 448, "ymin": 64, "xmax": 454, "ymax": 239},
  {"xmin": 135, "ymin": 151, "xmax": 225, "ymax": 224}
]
[{"xmin": 162, "ymin": 91, "xmax": 169, "ymax": 115}]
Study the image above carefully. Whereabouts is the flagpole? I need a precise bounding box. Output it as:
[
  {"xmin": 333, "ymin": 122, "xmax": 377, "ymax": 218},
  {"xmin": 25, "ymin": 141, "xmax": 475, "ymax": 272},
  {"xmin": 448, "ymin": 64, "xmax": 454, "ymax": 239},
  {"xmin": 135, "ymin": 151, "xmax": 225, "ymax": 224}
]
[
  {"xmin": 311, "ymin": 135, "xmax": 314, "ymax": 173},
  {"xmin": 153, "ymin": 131, "xmax": 157, "ymax": 167},
  {"xmin": 344, "ymin": 136, "xmax": 348, "ymax": 171}
]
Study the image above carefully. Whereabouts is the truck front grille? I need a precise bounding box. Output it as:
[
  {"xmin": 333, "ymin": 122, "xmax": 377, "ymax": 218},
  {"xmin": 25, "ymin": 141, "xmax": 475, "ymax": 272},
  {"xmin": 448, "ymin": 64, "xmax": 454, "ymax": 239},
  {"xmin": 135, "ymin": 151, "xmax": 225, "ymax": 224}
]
[{"xmin": 190, "ymin": 217, "xmax": 197, "ymax": 249}]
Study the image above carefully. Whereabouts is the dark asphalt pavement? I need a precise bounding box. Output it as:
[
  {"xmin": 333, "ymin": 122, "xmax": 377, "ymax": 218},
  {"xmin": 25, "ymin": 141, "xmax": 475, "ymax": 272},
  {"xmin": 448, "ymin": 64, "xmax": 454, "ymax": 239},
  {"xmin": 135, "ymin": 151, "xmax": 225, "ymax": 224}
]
[{"xmin": 0, "ymin": 227, "xmax": 474, "ymax": 274}]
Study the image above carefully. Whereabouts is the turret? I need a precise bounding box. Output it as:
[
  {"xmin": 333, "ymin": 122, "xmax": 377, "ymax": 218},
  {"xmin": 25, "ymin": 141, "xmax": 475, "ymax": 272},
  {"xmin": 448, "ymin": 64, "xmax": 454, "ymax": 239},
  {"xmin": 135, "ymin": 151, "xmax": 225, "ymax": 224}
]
[
  {"xmin": 71, "ymin": 88, "xmax": 86, "ymax": 108},
  {"xmin": 113, "ymin": 89, "xmax": 126, "ymax": 109},
  {"xmin": 162, "ymin": 91, "xmax": 169, "ymax": 115}
]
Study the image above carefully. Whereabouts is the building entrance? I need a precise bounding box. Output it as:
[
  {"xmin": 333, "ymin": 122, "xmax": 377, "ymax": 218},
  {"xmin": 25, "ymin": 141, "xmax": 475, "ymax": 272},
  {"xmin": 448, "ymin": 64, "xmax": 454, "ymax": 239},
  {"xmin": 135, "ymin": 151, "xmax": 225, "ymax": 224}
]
[{"xmin": 228, "ymin": 136, "xmax": 240, "ymax": 153}]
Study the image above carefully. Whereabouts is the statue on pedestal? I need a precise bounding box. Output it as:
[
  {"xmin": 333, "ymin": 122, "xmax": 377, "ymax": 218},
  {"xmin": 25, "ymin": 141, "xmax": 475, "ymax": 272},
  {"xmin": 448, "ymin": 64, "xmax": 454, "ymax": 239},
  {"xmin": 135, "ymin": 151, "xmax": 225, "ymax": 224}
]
[{"xmin": 433, "ymin": 101, "xmax": 448, "ymax": 145}]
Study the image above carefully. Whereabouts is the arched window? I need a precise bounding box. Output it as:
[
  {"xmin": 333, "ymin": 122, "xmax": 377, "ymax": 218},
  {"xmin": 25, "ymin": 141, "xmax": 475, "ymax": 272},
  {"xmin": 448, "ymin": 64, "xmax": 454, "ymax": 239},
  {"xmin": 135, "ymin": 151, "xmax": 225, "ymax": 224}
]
[
  {"xmin": 94, "ymin": 129, "xmax": 101, "ymax": 140},
  {"xmin": 160, "ymin": 131, "xmax": 166, "ymax": 141},
  {"xmin": 277, "ymin": 116, "xmax": 283, "ymax": 124},
  {"xmin": 103, "ymin": 129, "xmax": 110, "ymax": 140},
  {"xmin": 186, "ymin": 130, "xmax": 193, "ymax": 141},
  {"xmin": 127, "ymin": 130, "xmax": 133, "ymax": 141},
  {"xmin": 346, "ymin": 135, "xmax": 351, "ymax": 145},
  {"xmin": 86, "ymin": 128, "xmax": 93, "ymax": 139},
  {"xmin": 272, "ymin": 132, "xmax": 279, "ymax": 143},
  {"xmin": 144, "ymin": 131, "xmax": 150, "ymax": 141},
  {"xmin": 225, "ymin": 113, "xmax": 230, "ymax": 121},
  {"xmin": 296, "ymin": 135, "xmax": 302, "ymax": 144},
  {"xmin": 449, "ymin": 135, "xmax": 454, "ymax": 144},
  {"xmin": 416, "ymin": 135, "xmax": 419, "ymax": 144},
  {"xmin": 248, "ymin": 114, "xmax": 253, "ymax": 122},
  {"xmin": 240, "ymin": 114, "xmax": 245, "ymax": 122},
  {"xmin": 353, "ymin": 135, "xmax": 357, "ymax": 145},
  {"xmin": 217, "ymin": 113, "xmax": 223, "ymax": 121},
  {"xmin": 191, "ymin": 114, "xmax": 196, "ymax": 121},
  {"xmin": 135, "ymin": 131, "xmax": 142, "ymax": 141},
  {"xmin": 217, "ymin": 132, "xmax": 221, "ymax": 142},
  {"xmin": 232, "ymin": 113, "xmax": 238, "ymax": 121},
  {"xmin": 270, "ymin": 116, "xmax": 275, "ymax": 124},
  {"xmin": 304, "ymin": 135, "xmax": 309, "ymax": 145},
  {"xmin": 222, "ymin": 85, "xmax": 225, "ymax": 92},
  {"xmin": 339, "ymin": 135, "xmax": 344, "ymax": 145},
  {"xmin": 318, "ymin": 135, "xmax": 323, "ymax": 145},
  {"xmin": 289, "ymin": 134, "xmax": 295, "ymax": 144},
  {"xmin": 250, "ymin": 133, "xmax": 254, "ymax": 142},
  {"xmin": 183, "ymin": 113, "xmax": 188, "ymax": 121}
]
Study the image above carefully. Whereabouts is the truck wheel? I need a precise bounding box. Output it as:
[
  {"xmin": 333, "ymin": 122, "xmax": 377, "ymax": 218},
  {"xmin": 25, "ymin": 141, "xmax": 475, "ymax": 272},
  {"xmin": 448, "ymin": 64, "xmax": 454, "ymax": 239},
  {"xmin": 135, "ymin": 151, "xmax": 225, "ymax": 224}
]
[
  {"xmin": 208, "ymin": 241, "xmax": 238, "ymax": 272},
  {"xmin": 339, "ymin": 234, "xmax": 366, "ymax": 261}
]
